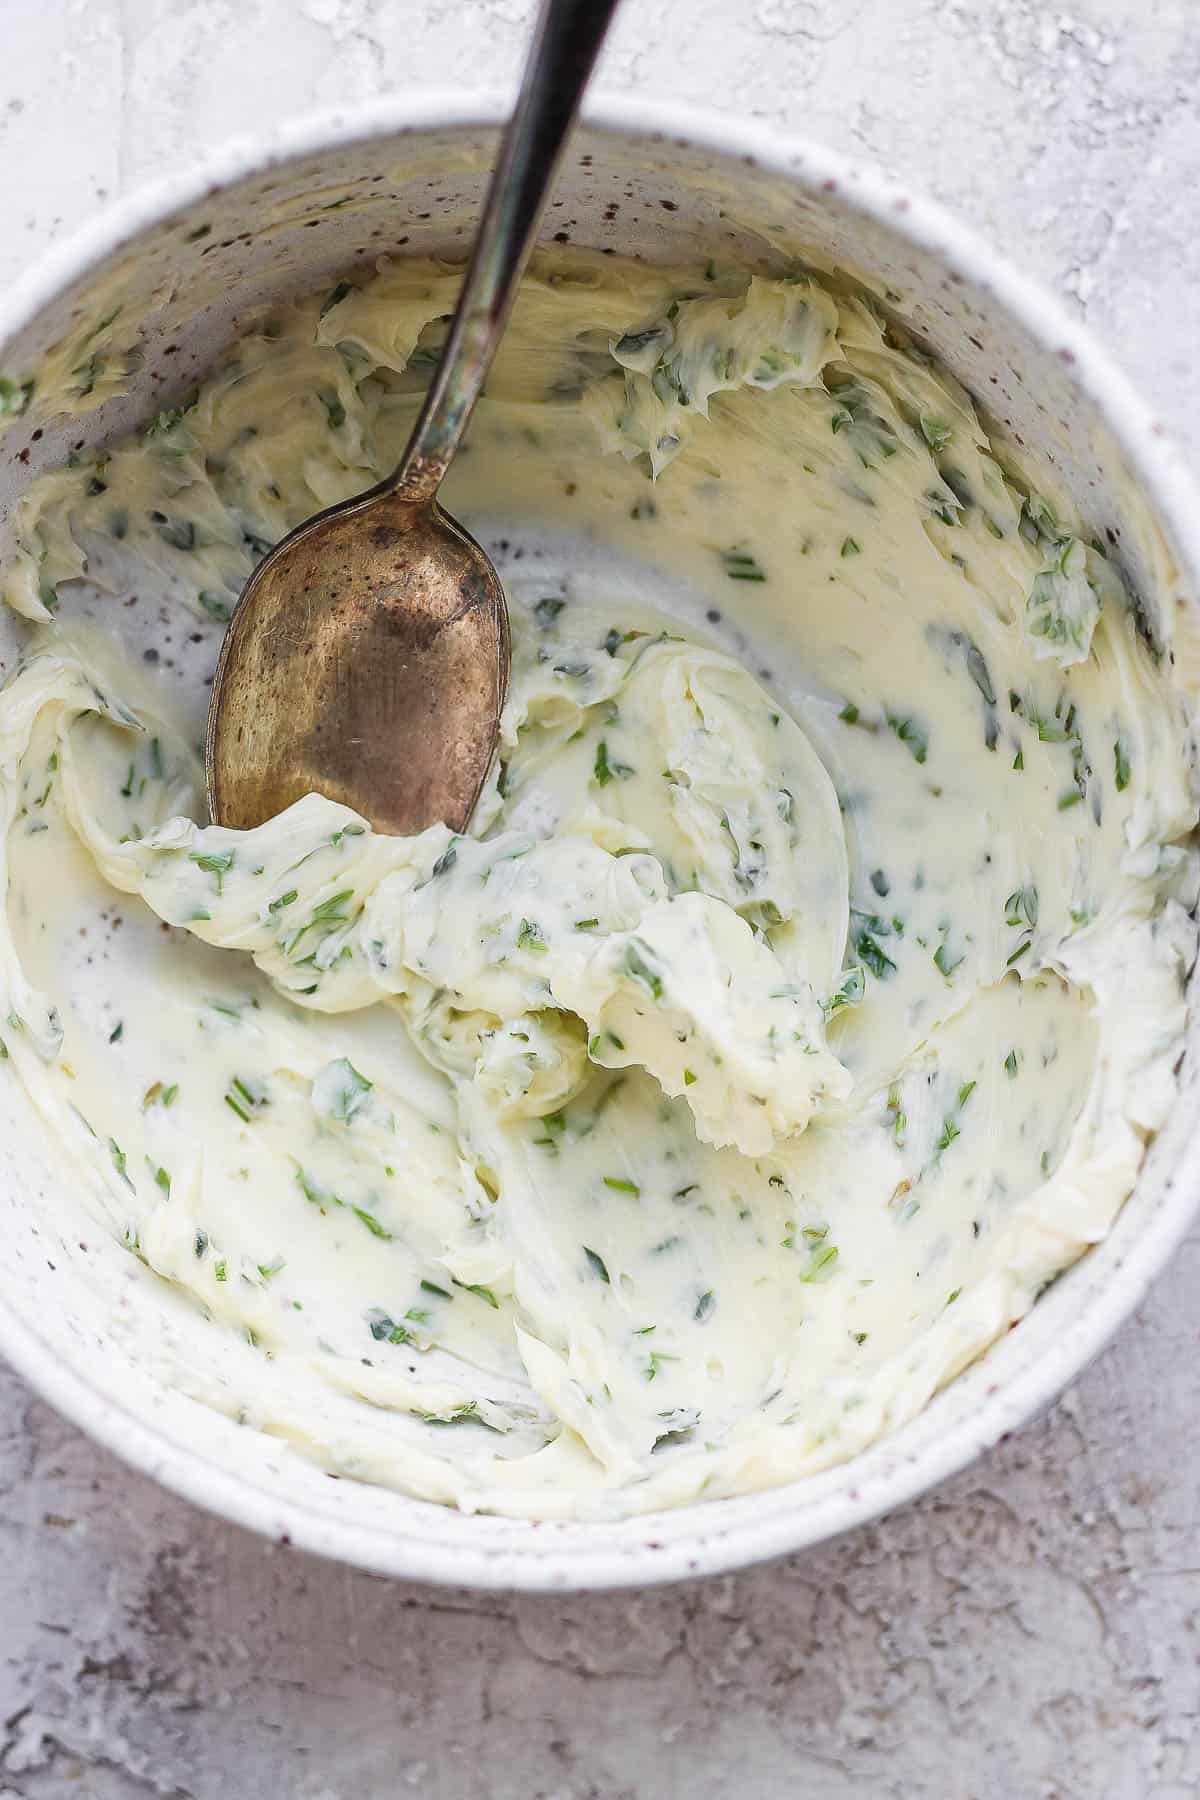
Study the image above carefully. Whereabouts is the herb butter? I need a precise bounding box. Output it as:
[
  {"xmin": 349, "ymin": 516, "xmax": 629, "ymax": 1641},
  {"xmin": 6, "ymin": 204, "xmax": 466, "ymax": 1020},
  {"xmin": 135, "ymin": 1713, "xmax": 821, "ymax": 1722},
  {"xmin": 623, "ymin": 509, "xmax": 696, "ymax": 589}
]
[{"xmin": 0, "ymin": 252, "xmax": 1194, "ymax": 1517}]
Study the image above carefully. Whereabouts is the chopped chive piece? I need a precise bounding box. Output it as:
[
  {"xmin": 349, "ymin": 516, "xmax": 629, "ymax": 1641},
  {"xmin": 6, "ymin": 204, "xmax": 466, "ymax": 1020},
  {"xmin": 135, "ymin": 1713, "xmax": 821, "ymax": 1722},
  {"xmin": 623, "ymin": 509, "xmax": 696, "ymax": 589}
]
[
  {"xmin": 593, "ymin": 739, "xmax": 633, "ymax": 786},
  {"xmin": 720, "ymin": 547, "xmax": 766, "ymax": 581},
  {"xmin": 454, "ymin": 1280, "xmax": 500, "ymax": 1309},
  {"xmin": 603, "ymin": 1175, "xmax": 640, "ymax": 1195},
  {"xmin": 886, "ymin": 712, "xmax": 929, "ymax": 764},
  {"xmin": 583, "ymin": 1246, "xmax": 611, "ymax": 1283},
  {"xmin": 352, "ymin": 1206, "xmax": 392, "ymax": 1240}
]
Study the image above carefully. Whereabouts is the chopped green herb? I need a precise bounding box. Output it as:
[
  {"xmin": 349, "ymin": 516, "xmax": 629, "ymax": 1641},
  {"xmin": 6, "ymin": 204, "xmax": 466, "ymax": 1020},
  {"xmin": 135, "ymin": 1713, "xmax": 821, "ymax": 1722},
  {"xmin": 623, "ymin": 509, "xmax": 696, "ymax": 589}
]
[
  {"xmin": 150, "ymin": 512, "xmax": 197, "ymax": 551},
  {"xmin": 431, "ymin": 841, "xmax": 458, "ymax": 880},
  {"xmin": 887, "ymin": 712, "xmax": 929, "ymax": 764},
  {"xmin": 454, "ymin": 1280, "xmax": 500, "ymax": 1309},
  {"xmin": 720, "ymin": 547, "xmax": 766, "ymax": 582},
  {"xmin": 965, "ymin": 641, "xmax": 996, "ymax": 706},
  {"xmin": 935, "ymin": 1116, "xmax": 960, "ymax": 1154},
  {"xmin": 933, "ymin": 942, "xmax": 963, "ymax": 979},
  {"xmin": 516, "ymin": 918, "xmax": 549, "ymax": 955},
  {"xmin": 321, "ymin": 1056, "xmax": 373, "ymax": 1123},
  {"xmin": 583, "ymin": 1246, "xmax": 611, "ymax": 1283},
  {"xmin": 1005, "ymin": 886, "xmax": 1039, "ymax": 929},
  {"xmin": 352, "ymin": 1207, "xmax": 392, "ymax": 1241},
  {"xmin": 593, "ymin": 739, "xmax": 633, "ymax": 786},
  {"xmin": 800, "ymin": 1244, "xmax": 839, "ymax": 1282},
  {"xmin": 319, "ymin": 279, "xmax": 353, "ymax": 317},
  {"xmin": 850, "ymin": 912, "xmax": 896, "ymax": 981},
  {"xmin": 190, "ymin": 848, "xmax": 235, "ymax": 894},
  {"xmin": 623, "ymin": 939, "xmax": 664, "ymax": 1001},
  {"xmin": 0, "ymin": 376, "xmax": 35, "ymax": 418},
  {"xmin": 825, "ymin": 965, "xmax": 867, "ymax": 1014},
  {"xmin": 603, "ymin": 1175, "xmax": 640, "ymax": 1196},
  {"xmin": 533, "ymin": 595, "xmax": 566, "ymax": 628}
]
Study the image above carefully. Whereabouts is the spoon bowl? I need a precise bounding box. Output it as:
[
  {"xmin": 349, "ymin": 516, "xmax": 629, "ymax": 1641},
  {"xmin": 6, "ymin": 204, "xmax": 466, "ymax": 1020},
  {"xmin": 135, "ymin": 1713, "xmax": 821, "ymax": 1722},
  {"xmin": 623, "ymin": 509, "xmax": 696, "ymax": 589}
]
[{"xmin": 206, "ymin": 489, "xmax": 508, "ymax": 835}]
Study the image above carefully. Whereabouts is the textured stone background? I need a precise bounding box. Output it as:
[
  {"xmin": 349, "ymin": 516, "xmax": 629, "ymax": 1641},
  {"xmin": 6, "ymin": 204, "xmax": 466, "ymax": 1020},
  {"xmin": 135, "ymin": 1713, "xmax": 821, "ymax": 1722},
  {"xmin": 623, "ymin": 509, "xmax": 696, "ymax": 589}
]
[{"xmin": 2, "ymin": 2, "xmax": 1199, "ymax": 1795}]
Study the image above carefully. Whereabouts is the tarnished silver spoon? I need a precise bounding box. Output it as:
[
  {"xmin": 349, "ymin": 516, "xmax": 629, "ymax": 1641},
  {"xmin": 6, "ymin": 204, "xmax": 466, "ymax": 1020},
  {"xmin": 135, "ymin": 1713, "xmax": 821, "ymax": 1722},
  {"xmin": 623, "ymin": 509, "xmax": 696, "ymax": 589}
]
[{"xmin": 206, "ymin": 0, "xmax": 618, "ymax": 835}]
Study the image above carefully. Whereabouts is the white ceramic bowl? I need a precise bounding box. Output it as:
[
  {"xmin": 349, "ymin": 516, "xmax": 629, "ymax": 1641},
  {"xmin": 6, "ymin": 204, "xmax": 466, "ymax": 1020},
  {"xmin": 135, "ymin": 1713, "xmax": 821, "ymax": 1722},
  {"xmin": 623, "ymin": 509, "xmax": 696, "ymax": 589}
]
[{"xmin": 1, "ymin": 95, "xmax": 1197, "ymax": 1590}]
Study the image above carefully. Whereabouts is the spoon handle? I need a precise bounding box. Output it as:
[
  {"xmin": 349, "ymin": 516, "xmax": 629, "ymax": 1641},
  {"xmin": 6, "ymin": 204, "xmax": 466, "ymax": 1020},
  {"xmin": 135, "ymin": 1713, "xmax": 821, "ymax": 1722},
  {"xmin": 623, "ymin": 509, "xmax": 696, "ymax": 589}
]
[{"xmin": 388, "ymin": 0, "xmax": 620, "ymax": 503}]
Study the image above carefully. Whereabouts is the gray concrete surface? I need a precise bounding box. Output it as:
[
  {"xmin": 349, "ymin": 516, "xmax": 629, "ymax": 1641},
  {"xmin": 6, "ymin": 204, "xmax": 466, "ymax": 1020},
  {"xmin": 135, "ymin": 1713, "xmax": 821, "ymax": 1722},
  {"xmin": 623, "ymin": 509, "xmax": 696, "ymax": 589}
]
[{"xmin": 2, "ymin": 1, "xmax": 1199, "ymax": 1794}]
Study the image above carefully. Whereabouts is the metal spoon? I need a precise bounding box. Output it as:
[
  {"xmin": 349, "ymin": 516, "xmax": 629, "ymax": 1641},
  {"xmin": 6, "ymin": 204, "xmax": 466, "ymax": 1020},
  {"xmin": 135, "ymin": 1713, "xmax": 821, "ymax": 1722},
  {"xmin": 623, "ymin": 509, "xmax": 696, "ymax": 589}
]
[{"xmin": 206, "ymin": 0, "xmax": 618, "ymax": 836}]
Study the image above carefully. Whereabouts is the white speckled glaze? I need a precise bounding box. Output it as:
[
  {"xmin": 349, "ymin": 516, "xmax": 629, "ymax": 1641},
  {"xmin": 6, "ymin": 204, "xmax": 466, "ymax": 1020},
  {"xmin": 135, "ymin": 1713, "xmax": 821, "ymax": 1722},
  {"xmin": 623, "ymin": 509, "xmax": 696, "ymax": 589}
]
[{"xmin": 0, "ymin": 94, "xmax": 1197, "ymax": 1591}]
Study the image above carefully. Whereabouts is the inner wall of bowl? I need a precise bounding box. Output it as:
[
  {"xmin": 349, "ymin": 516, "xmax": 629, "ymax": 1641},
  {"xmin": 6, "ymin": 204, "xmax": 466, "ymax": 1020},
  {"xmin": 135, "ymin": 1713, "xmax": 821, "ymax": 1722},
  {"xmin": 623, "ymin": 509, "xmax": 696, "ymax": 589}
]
[{"xmin": 0, "ymin": 118, "xmax": 1196, "ymax": 1584}]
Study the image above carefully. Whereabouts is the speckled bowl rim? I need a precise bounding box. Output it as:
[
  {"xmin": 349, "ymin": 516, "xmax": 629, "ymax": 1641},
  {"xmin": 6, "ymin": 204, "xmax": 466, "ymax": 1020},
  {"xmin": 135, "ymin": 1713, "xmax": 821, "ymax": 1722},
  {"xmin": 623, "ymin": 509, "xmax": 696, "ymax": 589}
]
[{"xmin": 1, "ymin": 91, "xmax": 1198, "ymax": 1591}]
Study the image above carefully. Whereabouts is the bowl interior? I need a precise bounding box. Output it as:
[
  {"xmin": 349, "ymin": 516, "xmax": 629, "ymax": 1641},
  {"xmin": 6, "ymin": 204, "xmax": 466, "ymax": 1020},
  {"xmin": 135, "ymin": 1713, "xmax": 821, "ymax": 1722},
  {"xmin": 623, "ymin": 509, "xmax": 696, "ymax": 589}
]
[{"xmin": 0, "ymin": 107, "xmax": 1196, "ymax": 1587}]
